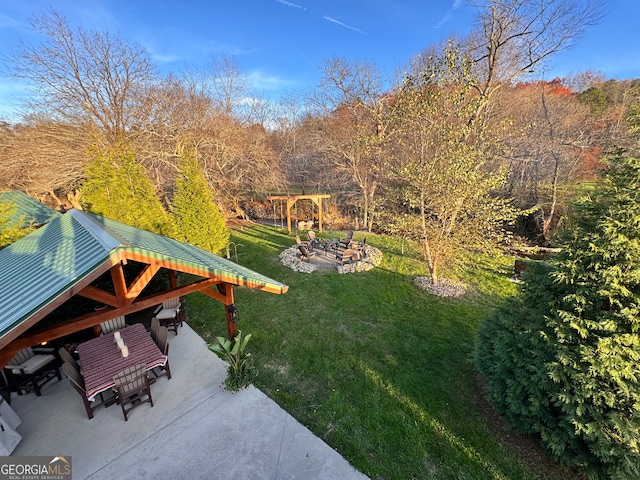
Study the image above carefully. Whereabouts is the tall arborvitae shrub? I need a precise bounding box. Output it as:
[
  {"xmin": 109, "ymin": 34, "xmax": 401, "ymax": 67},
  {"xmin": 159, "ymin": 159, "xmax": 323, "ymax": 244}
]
[
  {"xmin": 82, "ymin": 143, "xmax": 173, "ymax": 236},
  {"xmin": 172, "ymin": 146, "xmax": 229, "ymax": 255},
  {"xmin": 476, "ymin": 154, "xmax": 640, "ymax": 479}
]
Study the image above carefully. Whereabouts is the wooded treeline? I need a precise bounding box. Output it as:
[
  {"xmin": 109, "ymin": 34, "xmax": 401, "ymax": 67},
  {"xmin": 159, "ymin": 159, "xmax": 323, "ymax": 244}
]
[{"xmin": 1, "ymin": 1, "xmax": 638, "ymax": 279}]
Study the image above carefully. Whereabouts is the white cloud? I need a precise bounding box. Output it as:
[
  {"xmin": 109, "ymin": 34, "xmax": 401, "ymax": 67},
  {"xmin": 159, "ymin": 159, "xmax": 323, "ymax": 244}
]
[
  {"xmin": 433, "ymin": 13, "xmax": 453, "ymax": 29},
  {"xmin": 248, "ymin": 70, "xmax": 296, "ymax": 92},
  {"xmin": 151, "ymin": 52, "xmax": 181, "ymax": 65},
  {"xmin": 276, "ymin": 0, "xmax": 307, "ymax": 11},
  {"xmin": 0, "ymin": 13, "xmax": 24, "ymax": 30},
  {"xmin": 323, "ymin": 16, "xmax": 365, "ymax": 35},
  {"xmin": 433, "ymin": 0, "xmax": 463, "ymax": 29}
]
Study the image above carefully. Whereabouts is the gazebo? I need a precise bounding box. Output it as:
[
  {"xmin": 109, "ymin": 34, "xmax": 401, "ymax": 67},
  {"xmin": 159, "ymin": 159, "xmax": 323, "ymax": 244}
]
[
  {"xmin": 0, "ymin": 190, "xmax": 62, "ymax": 227},
  {"xmin": 0, "ymin": 208, "xmax": 288, "ymax": 368},
  {"xmin": 266, "ymin": 194, "xmax": 330, "ymax": 235}
]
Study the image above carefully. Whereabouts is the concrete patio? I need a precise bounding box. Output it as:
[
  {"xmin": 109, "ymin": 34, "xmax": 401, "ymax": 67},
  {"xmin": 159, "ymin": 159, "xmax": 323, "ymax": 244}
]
[{"xmin": 9, "ymin": 323, "xmax": 369, "ymax": 480}]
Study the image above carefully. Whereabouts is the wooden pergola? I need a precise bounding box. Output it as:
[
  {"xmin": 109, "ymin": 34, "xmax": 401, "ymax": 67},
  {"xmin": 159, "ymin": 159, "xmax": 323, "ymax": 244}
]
[
  {"xmin": 266, "ymin": 194, "xmax": 330, "ymax": 235},
  {"xmin": 0, "ymin": 209, "xmax": 288, "ymax": 369}
]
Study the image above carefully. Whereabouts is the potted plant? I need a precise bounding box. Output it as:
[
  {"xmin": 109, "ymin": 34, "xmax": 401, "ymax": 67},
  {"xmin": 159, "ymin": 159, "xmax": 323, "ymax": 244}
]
[{"xmin": 208, "ymin": 330, "xmax": 257, "ymax": 392}]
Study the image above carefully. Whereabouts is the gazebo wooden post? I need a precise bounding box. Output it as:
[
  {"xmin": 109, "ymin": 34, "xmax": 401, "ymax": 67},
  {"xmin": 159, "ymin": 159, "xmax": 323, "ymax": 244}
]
[
  {"xmin": 168, "ymin": 270, "xmax": 178, "ymax": 289},
  {"xmin": 286, "ymin": 198, "xmax": 295, "ymax": 235},
  {"xmin": 311, "ymin": 197, "xmax": 324, "ymax": 232},
  {"xmin": 110, "ymin": 263, "xmax": 129, "ymax": 307},
  {"xmin": 220, "ymin": 283, "xmax": 237, "ymax": 339}
]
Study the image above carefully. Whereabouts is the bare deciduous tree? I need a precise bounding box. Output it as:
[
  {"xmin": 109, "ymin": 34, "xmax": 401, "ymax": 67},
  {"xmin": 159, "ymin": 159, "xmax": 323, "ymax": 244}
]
[
  {"xmin": 209, "ymin": 53, "xmax": 251, "ymax": 119},
  {"xmin": 7, "ymin": 10, "xmax": 155, "ymax": 143},
  {"xmin": 127, "ymin": 65, "xmax": 284, "ymax": 216},
  {"xmin": 499, "ymin": 80, "xmax": 594, "ymax": 242},
  {"xmin": 271, "ymin": 90, "xmax": 305, "ymax": 187},
  {"xmin": 129, "ymin": 74, "xmax": 213, "ymax": 195},
  {"xmin": 466, "ymin": 0, "xmax": 605, "ymax": 121},
  {"xmin": 0, "ymin": 119, "xmax": 88, "ymax": 207},
  {"xmin": 563, "ymin": 69, "xmax": 606, "ymax": 93},
  {"xmin": 313, "ymin": 57, "xmax": 390, "ymax": 230}
]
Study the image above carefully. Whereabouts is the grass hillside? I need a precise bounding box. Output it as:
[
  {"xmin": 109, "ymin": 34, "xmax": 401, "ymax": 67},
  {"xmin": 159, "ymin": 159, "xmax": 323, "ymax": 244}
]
[{"xmin": 186, "ymin": 223, "xmax": 581, "ymax": 480}]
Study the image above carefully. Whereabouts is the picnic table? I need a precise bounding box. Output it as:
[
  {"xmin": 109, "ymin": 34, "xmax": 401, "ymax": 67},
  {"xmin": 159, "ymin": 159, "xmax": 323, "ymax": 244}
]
[{"xmin": 77, "ymin": 323, "xmax": 166, "ymax": 401}]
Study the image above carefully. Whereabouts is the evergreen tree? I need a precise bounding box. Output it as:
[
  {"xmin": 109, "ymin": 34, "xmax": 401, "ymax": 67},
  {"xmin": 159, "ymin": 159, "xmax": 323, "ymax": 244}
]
[
  {"xmin": 0, "ymin": 199, "xmax": 34, "ymax": 248},
  {"xmin": 477, "ymin": 154, "xmax": 640, "ymax": 479},
  {"xmin": 82, "ymin": 143, "xmax": 173, "ymax": 235},
  {"xmin": 172, "ymin": 146, "xmax": 229, "ymax": 255}
]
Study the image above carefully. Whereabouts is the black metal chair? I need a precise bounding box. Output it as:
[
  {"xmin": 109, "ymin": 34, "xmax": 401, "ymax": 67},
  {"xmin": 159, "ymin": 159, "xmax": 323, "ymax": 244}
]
[{"xmin": 112, "ymin": 364, "xmax": 153, "ymax": 421}]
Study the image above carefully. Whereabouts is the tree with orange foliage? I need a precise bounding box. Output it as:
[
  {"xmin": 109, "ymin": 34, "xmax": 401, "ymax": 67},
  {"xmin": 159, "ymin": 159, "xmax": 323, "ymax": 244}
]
[
  {"xmin": 464, "ymin": 0, "xmax": 605, "ymax": 125},
  {"xmin": 499, "ymin": 79, "xmax": 597, "ymax": 242}
]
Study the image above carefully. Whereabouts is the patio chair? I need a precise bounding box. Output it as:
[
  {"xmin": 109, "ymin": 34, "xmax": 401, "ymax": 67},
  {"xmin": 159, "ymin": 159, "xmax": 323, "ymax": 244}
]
[
  {"xmin": 151, "ymin": 326, "xmax": 172, "ymax": 381},
  {"xmin": 339, "ymin": 230, "xmax": 354, "ymax": 248},
  {"xmin": 62, "ymin": 361, "xmax": 113, "ymax": 419},
  {"xmin": 357, "ymin": 237, "xmax": 367, "ymax": 258},
  {"xmin": 58, "ymin": 347, "xmax": 80, "ymax": 373},
  {"xmin": 298, "ymin": 245, "xmax": 316, "ymax": 262},
  {"xmin": 150, "ymin": 316, "xmax": 160, "ymax": 344},
  {"xmin": 5, "ymin": 347, "xmax": 61, "ymax": 396},
  {"xmin": 112, "ymin": 364, "xmax": 154, "ymax": 421},
  {"xmin": 295, "ymin": 235, "xmax": 311, "ymax": 249},
  {"xmin": 100, "ymin": 316, "xmax": 126, "ymax": 335},
  {"xmin": 307, "ymin": 230, "xmax": 322, "ymax": 249},
  {"xmin": 152, "ymin": 298, "xmax": 184, "ymax": 335},
  {"xmin": 336, "ymin": 248, "xmax": 358, "ymax": 266},
  {"xmin": 297, "ymin": 220, "xmax": 312, "ymax": 230}
]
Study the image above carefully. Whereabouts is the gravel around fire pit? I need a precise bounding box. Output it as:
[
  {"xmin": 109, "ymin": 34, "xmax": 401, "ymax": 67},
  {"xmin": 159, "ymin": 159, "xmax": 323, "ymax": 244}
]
[{"xmin": 279, "ymin": 244, "xmax": 383, "ymax": 274}]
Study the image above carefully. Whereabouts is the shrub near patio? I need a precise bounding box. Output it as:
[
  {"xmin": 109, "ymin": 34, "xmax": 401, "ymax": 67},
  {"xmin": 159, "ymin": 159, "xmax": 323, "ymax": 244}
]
[{"xmin": 186, "ymin": 224, "xmax": 580, "ymax": 480}]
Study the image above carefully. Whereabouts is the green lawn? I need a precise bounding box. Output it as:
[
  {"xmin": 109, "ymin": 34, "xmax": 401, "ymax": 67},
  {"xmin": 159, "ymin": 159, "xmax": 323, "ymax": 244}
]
[{"xmin": 185, "ymin": 224, "xmax": 572, "ymax": 480}]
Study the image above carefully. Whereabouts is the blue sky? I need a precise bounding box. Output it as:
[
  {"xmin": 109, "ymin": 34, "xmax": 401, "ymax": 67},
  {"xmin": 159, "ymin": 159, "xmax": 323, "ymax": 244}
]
[{"xmin": 0, "ymin": 0, "xmax": 639, "ymax": 120}]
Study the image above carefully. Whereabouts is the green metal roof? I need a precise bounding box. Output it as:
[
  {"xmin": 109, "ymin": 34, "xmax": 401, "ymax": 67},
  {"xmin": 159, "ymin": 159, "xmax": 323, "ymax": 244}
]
[
  {"xmin": 0, "ymin": 191, "xmax": 61, "ymax": 228},
  {"xmin": 0, "ymin": 209, "xmax": 288, "ymax": 340}
]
